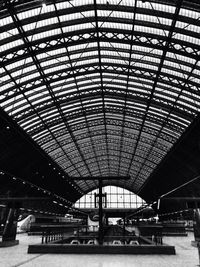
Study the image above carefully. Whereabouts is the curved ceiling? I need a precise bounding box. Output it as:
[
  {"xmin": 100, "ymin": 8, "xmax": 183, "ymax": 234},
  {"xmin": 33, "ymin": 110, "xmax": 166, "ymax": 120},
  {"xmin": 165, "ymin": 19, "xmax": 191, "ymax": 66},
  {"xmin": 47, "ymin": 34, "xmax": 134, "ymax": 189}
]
[{"xmin": 1, "ymin": 0, "xmax": 200, "ymax": 198}]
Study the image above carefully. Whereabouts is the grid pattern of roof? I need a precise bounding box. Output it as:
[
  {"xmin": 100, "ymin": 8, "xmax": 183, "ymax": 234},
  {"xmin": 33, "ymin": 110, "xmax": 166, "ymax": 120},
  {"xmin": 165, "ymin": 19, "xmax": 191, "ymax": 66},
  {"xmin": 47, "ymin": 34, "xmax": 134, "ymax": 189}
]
[{"xmin": 1, "ymin": 0, "xmax": 200, "ymax": 195}]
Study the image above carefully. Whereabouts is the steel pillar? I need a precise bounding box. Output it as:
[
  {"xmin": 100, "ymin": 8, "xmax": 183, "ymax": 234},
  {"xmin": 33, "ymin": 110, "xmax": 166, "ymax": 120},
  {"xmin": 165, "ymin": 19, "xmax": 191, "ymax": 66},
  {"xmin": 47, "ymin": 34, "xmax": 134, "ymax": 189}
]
[
  {"xmin": 98, "ymin": 179, "xmax": 103, "ymax": 245},
  {"xmin": 2, "ymin": 202, "xmax": 20, "ymax": 243}
]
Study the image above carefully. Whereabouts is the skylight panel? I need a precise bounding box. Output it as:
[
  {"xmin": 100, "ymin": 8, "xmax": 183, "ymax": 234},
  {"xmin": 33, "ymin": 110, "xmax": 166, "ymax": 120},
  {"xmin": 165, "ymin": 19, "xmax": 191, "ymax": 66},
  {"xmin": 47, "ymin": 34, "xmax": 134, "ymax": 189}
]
[
  {"xmin": 4, "ymin": 101, "xmax": 30, "ymax": 114},
  {"xmin": 136, "ymin": 13, "xmax": 158, "ymax": 24},
  {"xmin": 97, "ymin": 10, "xmax": 111, "ymax": 18},
  {"xmin": 154, "ymin": 92, "xmax": 176, "ymax": 103},
  {"xmin": 173, "ymin": 32, "xmax": 200, "ymax": 46},
  {"xmin": 108, "ymin": 84, "xmax": 126, "ymax": 90},
  {"xmin": 55, "ymin": 1, "xmax": 74, "ymax": 10},
  {"xmin": 4, "ymin": 27, "xmax": 19, "ymax": 36},
  {"xmin": 25, "ymin": 86, "xmax": 47, "ymax": 98},
  {"xmin": 179, "ymin": 8, "xmax": 200, "ymax": 19},
  {"xmin": 157, "ymin": 17, "xmax": 172, "ymax": 26},
  {"xmin": 35, "ymin": 17, "xmax": 58, "ymax": 29},
  {"xmin": 22, "ymin": 120, "xmax": 43, "ymax": 131},
  {"xmin": 31, "ymin": 96, "xmax": 52, "ymax": 106},
  {"xmin": 167, "ymin": 52, "xmax": 195, "ymax": 65},
  {"xmin": 12, "ymin": 65, "xmax": 37, "ymax": 78},
  {"xmin": 40, "ymin": 57, "xmax": 66, "ymax": 68},
  {"xmin": 77, "ymin": 76, "xmax": 100, "ymax": 85},
  {"xmin": 41, "ymin": 3, "xmax": 55, "ymax": 13},
  {"xmin": 50, "ymin": 80, "xmax": 68, "ymax": 88},
  {"xmin": 192, "ymin": 66, "xmax": 200, "ymax": 76},
  {"xmin": 176, "ymin": 20, "xmax": 191, "ymax": 30},
  {"xmin": 81, "ymin": 84, "xmax": 99, "ymax": 92},
  {"xmin": 177, "ymin": 64, "xmax": 192, "ymax": 73},
  {"xmin": 101, "ymin": 21, "xmax": 132, "ymax": 31},
  {"xmin": 155, "ymin": 86, "xmax": 180, "ymax": 97},
  {"xmin": 1, "ymin": 15, "xmax": 13, "ymax": 26},
  {"xmin": 133, "ymin": 61, "xmax": 157, "ymax": 71},
  {"xmin": 161, "ymin": 67, "xmax": 182, "ymax": 78},
  {"xmin": 32, "ymin": 128, "xmax": 49, "ymax": 139},
  {"xmin": 30, "ymin": 28, "xmax": 60, "ymax": 41},
  {"xmin": 0, "ymin": 39, "xmax": 24, "ymax": 51},
  {"xmin": 163, "ymin": 60, "xmax": 181, "ymax": 70},
  {"xmin": 189, "ymin": 76, "xmax": 200, "ymax": 85},
  {"xmin": 6, "ymin": 57, "xmax": 33, "ymax": 70},
  {"xmin": 62, "ymin": 22, "xmax": 94, "ymax": 33},
  {"xmin": 133, "ymin": 46, "xmax": 162, "ymax": 56},
  {"xmin": 1, "ymin": 31, "xmax": 14, "ymax": 40},
  {"xmin": 68, "ymin": 0, "xmax": 94, "ymax": 7},
  {"xmin": 20, "ymin": 116, "xmax": 40, "ymax": 128},
  {"xmin": 168, "ymin": 116, "xmax": 190, "ymax": 128},
  {"xmin": 28, "ymin": 90, "xmax": 49, "ymax": 102},
  {"xmin": 48, "ymin": 122, "xmax": 68, "ymax": 134},
  {"xmin": 101, "ymin": 57, "xmax": 126, "ymax": 66},
  {"xmin": 185, "ymin": 24, "xmax": 200, "ymax": 33},
  {"xmin": 0, "ymin": 71, "xmax": 10, "ymax": 82},
  {"xmin": 107, "ymin": 42, "xmax": 130, "ymax": 51},
  {"xmin": 18, "ymin": 72, "xmax": 39, "ymax": 83},
  {"xmin": 179, "ymin": 93, "xmax": 200, "ymax": 106},
  {"xmin": 41, "ymin": 113, "xmax": 62, "ymax": 124},
  {"xmin": 135, "ymin": 25, "xmax": 167, "ymax": 36},
  {"xmin": 145, "ymin": 1, "xmax": 176, "ymax": 13},
  {"xmin": 1, "ymin": 93, "xmax": 23, "ymax": 107},
  {"xmin": 11, "ymin": 69, "xmax": 23, "ymax": 78},
  {"xmin": 43, "ymin": 64, "xmax": 67, "ymax": 75},
  {"xmin": 71, "ymin": 50, "xmax": 99, "ymax": 61},
  {"xmin": 68, "ymin": 42, "xmax": 97, "ymax": 53},
  {"xmin": 110, "ymin": 10, "xmax": 134, "ymax": 20},
  {"xmin": 134, "ymin": 55, "xmax": 161, "ymax": 65},
  {"xmin": 18, "ymin": 7, "xmax": 42, "ymax": 20},
  {"xmin": 73, "ymin": 57, "xmax": 98, "ymax": 66},
  {"xmin": 0, "ymin": 82, "xmax": 14, "ymax": 93},
  {"xmin": 129, "ymin": 81, "xmax": 152, "ymax": 90},
  {"xmin": 23, "ymin": 22, "xmax": 38, "ymax": 32},
  {"xmin": 59, "ymin": 12, "xmax": 83, "ymax": 22}
]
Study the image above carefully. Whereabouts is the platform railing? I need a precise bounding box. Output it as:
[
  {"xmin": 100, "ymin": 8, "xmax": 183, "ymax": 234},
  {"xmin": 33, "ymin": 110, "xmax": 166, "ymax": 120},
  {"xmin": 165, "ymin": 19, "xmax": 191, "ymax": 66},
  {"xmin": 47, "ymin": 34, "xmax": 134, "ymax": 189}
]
[
  {"xmin": 41, "ymin": 230, "xmax": 64, "ymax": 244},
  {"xmin": 39, "ymin": 224, "xmax": 163, "ymax": 245},
  {"xmin": 40, "ymin": 225, "xmax": 93, "ymax": 244}
]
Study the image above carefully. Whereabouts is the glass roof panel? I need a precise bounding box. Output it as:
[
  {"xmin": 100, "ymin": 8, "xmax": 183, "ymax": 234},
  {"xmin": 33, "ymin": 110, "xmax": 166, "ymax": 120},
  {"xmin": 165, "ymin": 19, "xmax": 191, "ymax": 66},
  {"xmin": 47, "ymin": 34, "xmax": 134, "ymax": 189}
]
[{"xmin": 1, "ymin": 0, "xmax": 200, "ymax": 196}]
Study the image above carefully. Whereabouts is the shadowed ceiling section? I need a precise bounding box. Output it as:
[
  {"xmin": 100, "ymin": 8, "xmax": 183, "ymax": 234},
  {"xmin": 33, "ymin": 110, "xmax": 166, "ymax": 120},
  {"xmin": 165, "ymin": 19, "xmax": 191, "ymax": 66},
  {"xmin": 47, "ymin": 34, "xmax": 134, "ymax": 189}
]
[{"xmin": 1, "ymin": 0, "xmax": 200, "ymax": 197}]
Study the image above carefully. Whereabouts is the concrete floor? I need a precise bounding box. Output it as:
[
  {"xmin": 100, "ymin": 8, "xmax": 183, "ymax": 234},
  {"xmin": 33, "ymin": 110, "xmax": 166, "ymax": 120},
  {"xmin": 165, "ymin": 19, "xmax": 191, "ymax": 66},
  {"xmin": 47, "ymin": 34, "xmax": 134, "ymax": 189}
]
[{"xmin": 0, "ymin": 232, "xmax": 198, "ymax": 267}]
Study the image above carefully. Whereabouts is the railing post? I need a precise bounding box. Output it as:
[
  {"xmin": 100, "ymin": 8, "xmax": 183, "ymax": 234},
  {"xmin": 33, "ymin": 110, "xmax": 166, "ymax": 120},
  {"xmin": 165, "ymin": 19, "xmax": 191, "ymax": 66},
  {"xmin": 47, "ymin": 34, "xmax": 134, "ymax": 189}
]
[{"xmin": 41, "ymin": 232, "xmax": 44, "ymax": 244}]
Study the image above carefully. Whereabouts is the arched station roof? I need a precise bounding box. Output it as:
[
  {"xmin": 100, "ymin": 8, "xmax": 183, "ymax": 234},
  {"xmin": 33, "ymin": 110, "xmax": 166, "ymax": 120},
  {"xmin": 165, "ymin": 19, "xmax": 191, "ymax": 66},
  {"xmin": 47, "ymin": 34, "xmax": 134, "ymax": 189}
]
[{"xmin": 1, "ymin": 0, "xmax": 200, "ymax": 214}]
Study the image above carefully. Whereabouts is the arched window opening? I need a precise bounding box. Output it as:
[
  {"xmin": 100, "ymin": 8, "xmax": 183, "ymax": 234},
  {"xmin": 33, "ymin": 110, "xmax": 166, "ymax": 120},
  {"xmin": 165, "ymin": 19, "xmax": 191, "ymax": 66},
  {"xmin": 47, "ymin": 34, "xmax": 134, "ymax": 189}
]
[{"xmin": 74, "ymin": 186, "xmax": 146, "ymax": 209}]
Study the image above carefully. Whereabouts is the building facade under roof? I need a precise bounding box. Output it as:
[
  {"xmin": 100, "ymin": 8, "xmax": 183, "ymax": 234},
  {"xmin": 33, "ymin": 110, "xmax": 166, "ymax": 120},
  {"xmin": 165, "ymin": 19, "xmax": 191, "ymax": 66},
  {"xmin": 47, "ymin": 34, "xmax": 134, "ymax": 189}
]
[{"xmin": 1, "ymin": 0, "xmax": 200, "ymax": 215}]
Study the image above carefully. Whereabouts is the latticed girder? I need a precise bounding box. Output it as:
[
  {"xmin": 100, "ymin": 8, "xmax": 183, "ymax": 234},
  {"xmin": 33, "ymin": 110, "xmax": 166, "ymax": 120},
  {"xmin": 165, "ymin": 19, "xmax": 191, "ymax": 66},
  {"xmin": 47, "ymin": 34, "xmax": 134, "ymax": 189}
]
[{"xmin": 1, "ymin": 0, "xmax": 200, "ymax": 194}]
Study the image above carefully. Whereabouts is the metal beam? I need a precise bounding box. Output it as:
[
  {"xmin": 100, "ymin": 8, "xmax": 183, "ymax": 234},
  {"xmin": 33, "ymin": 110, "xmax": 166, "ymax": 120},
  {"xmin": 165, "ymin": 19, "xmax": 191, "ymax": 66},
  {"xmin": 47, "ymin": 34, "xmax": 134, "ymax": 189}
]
[
  {"xmin": 0, "ymin": 197, "xmax": 52, "ymax": 201},
  {"xmin": 162, "ymin": 197, "xmax": 200, "ymax": 202},
  {"xmin": 70, "ymin": 176, "xmax": 130, "ymax": 180}
]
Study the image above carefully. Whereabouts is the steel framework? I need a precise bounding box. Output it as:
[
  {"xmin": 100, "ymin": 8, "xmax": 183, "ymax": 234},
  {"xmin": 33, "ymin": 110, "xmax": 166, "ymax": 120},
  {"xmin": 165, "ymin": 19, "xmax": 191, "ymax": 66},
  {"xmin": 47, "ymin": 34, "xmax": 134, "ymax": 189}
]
[{"xmin": 1, "ymin": 0, "xmax": 200, "ymax": 201}]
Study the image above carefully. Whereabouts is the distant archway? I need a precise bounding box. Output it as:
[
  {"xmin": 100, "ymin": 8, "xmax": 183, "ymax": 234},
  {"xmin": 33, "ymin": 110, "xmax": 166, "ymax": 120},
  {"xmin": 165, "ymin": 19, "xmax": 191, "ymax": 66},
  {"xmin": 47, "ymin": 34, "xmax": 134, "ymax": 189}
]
[{"xmin": 74, "ymin": 185, "xmax": 146, "ymax": 209}]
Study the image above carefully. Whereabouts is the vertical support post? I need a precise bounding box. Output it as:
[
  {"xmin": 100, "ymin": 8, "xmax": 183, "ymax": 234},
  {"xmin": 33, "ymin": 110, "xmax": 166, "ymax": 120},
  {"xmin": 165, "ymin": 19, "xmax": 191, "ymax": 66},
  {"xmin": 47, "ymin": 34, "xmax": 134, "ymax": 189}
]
[
  {"xmin": 156, "ymin": 198, "xmax": 161, "ymax": 223},
  {"xmin": 98, "ymin": 179, "xmax": 103, "ymax": 245},
  {"xmin": 194, "ymin": 206, "xmax": 200, "ymax": 266},
  {"xmin": 123, "ymin": 214, "xmax": 126, "ymax": 239},
  {"xmin": 2, "ymin": 202, "xmax": 20, "ymax": 243},
  {"xmin": 105, "ymin": 192, "xmax": 107, "ymax": 208},
  {"xmin": 94, "ymin": 193, "xmax": 97, "ymax": 208}
]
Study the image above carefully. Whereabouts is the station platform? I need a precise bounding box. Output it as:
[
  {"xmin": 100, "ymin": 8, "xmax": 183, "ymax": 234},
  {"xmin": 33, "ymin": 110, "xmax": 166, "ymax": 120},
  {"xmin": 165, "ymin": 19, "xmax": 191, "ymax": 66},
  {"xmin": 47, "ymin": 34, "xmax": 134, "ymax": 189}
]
[{"xmin": 0, "ymin": 232, "xmax": 198, "ymax": 267}]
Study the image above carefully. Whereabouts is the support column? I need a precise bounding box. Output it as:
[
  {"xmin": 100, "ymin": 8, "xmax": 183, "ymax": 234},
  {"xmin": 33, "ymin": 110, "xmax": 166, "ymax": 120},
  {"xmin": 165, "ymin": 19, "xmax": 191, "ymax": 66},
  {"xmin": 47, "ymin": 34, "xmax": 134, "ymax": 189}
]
[
  {"xmin": 98, "ymin": 179, "xmax": 103, "ymax": 245},
  {"xmin": 1, "ymin": 202, "xmax": 20, "ymax": 246},
  {"xmin": 123, "ymin": 214, "xmax": 126, "ymax": 239},
  {"xmin": 194, "ymin": 207, "xmax": 200, "ymax": 266}
]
